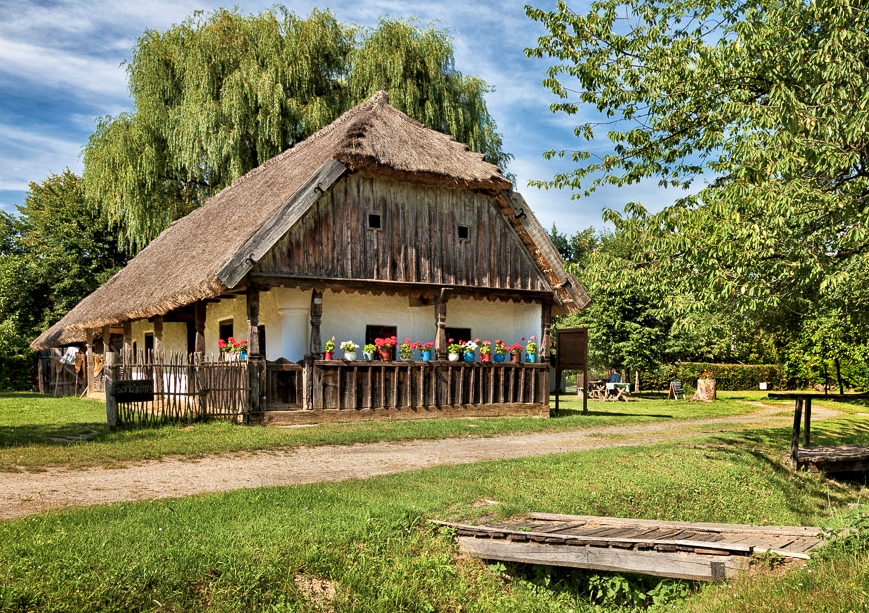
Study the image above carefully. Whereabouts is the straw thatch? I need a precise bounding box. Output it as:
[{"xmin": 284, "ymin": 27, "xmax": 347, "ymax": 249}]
[{"xmin": 32, "ymin": 92, "xmax": 587, "ymax": 350}]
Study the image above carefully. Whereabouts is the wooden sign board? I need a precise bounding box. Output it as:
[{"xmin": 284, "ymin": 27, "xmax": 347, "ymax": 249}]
[
  {"xmin": 115, "ymin": 379, "xmax": 155, "ymax": 403},
  {"xmin": 556, "ymin": 328, "xmax": 588, "ymax": 370},
  {"xmin": 668, "ymin": 381, "xmax": 684, "ymax": 400}
]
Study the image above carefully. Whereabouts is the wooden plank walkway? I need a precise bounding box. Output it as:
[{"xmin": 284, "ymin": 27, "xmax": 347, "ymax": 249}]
[{"xmin": 434, "ymin": 513, "xmax": 826, "ymax": 582}]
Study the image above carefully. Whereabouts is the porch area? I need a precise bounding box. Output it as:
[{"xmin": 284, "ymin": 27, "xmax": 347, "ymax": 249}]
[{"xmin": 105, "ymin": 353, "xmax": 550, "ymax": 427}]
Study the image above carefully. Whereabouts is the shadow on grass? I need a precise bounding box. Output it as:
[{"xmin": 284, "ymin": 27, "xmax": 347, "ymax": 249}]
[
  {"xmin": 0, "ymin": 422, "xmax": 107, "ymax": 448},
  {"xmin": 552, "ymin": 408, "xmax": 674, "ymax": 419}
]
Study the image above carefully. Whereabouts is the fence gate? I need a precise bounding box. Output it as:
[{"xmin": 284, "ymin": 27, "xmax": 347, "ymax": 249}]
[{"xmin": 105, "ymin": 351, "xmax": 250, "ymax": 426}]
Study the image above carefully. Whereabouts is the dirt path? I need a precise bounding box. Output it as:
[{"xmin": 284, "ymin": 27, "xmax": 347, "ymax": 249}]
[{"xmin": 0, "ymin": 402, "xmax": 835, "ymax": 520}]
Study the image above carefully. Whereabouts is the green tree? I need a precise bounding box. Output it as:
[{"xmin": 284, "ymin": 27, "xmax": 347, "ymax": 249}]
[
  {"xmin": 84, "ymin": 8, "xmax": 510, "ymax": 251},
  {"xmin": 526, "ymin": 0, "xmax": 869, "ymax": 321},
  {"xmin": 0, "ymin": 171, "xmax": 126, "ymax": 344}
]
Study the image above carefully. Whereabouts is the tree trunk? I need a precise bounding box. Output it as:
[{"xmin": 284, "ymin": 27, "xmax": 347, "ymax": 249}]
[{"xmin": 691, "ymin": 378, "xmax": 717, "ymax": 402}]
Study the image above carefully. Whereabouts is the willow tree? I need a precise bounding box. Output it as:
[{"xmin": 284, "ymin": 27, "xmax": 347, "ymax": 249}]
[
  {"xmin": 84, "ymin": 8, "xmax": 510, "ymax": 251},
  {"xmin": 526, "ymin": 1, "xmax": 869, "ymax": 326},
  {"xmin": 349, "ymin": 18, "xmax": 512, "ymax": 171}
]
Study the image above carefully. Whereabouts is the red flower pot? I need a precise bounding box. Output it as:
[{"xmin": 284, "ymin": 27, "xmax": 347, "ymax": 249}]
[
  {"xmin": 324, "ymin": 351, "xmax": 333, "ymax": 361},
  {"xmin": 378, "ymin": 348, "xmax": 394, "ymax": 361},
  {"xmin": 510, "ymin": 353, "xmax": 521, "ymax": 363},
  {"xmin": 480, "ymin": 353, "xmax": 491, "ymax": 362}
]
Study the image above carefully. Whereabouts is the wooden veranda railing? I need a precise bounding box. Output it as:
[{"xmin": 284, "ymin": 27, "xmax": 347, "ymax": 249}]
[{"xmin": 308, "ymin": 361, "xmax": 548, "ymax": 411}]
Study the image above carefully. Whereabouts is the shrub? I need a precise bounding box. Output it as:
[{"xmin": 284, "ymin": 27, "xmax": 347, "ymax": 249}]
[
  {"xmin": 643, "ymin": 362, "xmax": 786, "ymax": 391},
  {"xmin": 0, "ymin": 354, "xmax": 37, "ymax": 391}
]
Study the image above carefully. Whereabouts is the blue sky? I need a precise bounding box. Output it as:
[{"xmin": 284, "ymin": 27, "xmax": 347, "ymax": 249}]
[{"xmin": 0, "ymin": 0, "xmax": 688, "ymax": 234}]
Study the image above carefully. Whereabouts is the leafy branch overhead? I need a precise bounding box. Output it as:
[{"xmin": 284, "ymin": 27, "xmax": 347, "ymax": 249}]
[
  {"xmin": 84, "ymin": 8, "xmax": 512, "ymax": 252},
  {"xmin": 526, "ymin": 0, "xmax": 869, "ymax": 317}
]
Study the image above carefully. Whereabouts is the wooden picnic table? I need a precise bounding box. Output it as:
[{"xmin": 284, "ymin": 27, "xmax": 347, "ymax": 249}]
[{"xmin": 607, "ymin": 381, "xmax": 632, "ymax": 401}]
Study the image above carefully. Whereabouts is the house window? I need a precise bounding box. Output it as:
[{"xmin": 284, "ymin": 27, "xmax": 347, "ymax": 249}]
[
  {"xmin": 457, "ymin": 224, "xmax": 470, "ymax": 240},
  {"xmin": 366, "ymin": 325, "xmax": 397, "ymax": 360},
  {"xmin": 144, "ymin": 333, "xmax": 154, "ymax": 353},
  {"xmin": 368, "ymin": 212, "xmax": 382, "ymax": 230},
  {"xmin": 445, "ymin": 327, "xmax": 472, "ymax": 344},
  {"xmin": 187, "ymin": 322, "xmax": 196, "ymax": 354},
  {"xmin": 219, "ymin": 320, "xmax": 234, "ymax": 343}
]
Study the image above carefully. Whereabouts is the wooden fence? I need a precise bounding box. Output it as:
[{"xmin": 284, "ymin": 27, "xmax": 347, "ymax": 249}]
[{"xmin": 106, "ymin": 351, "xmax": 249, "ymax": 426}]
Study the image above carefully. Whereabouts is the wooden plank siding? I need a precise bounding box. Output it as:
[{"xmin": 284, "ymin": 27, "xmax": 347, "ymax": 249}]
[{"xmin": 252, "ymin": 174, "xmax": 550, "ymax": 292}]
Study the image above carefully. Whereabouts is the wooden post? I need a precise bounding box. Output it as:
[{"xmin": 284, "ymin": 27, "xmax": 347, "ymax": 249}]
[
  {"xmin": 85, "ymin": 328, "xmax": 95, "ymax": 397},
  {"xmin": 153, "ymin": 315, "xmax": 164, "ymax": 394},
  {"xmin": 123, "ymin": 320, "xmax": 132, "ymax": 361},
  {"xmin": 247, "ymin": 285, "xmax": 260, "ymax": 357},
  {"xmin": 804, "ymin": 397, "xmax": 812, "ymax": 448},
  {"xmin": 790, "ymin": 398, "xmax": 803, "ymax": 468},
  {"xmin": 246, "ymin": 285, "xmax": 262, "ymax": 423},
  {"xmin": 195, "ymin": 301, "xmax": 206, "ymax": 355},
  {"xmin": 309, "ymin": 289, "xmax": 323, "ymax": 358},
  {"xmin": 194, "ymin": 352, "xmax": 207, "ymax": 418},
  {"xmin": 104, "ymin": 352, "xmax": 117, "ymax": 427},
  {"xmin": 435, "ymin": 290, "xmax": 449, "ymax": 360},
  {"xmin": 541, "ymin": 302, "xmax": 552, "ymax": 363},
  {"xmin": 102, "ymin": 324, "xmax": 111, "ymax": 354}
]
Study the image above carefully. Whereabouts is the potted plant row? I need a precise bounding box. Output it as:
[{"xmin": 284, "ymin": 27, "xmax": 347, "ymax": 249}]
[{"xmin": 324, "ymin": 336, "xmax": 539, "ymax": 363}]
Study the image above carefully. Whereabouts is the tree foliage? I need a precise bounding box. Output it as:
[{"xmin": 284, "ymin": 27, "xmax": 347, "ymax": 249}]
[
  {"xmin": 0, "ymin": 171, "xmax": 126, "ymax": 350},
  {"xmin": 84, "ymin": 8, "xmax": 511, "ymax": 251},
  {"xmin": 526, "ymin": 0, "xmax": 869, "ymax": 320}
]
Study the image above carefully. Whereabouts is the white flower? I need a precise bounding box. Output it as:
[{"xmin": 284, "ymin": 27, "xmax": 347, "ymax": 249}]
[{"xmin": 340, "ymin": 340, "xmax": 359, "ymax": 352}]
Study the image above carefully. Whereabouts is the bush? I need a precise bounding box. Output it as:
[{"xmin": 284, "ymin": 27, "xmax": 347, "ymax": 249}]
[
  {"xmin": 643, "ymin": 362, "xmax": 786, "ymax": 391},
  {"xmin": 0, "ymin": 354, "xmax": 37, "ymax": 391}
]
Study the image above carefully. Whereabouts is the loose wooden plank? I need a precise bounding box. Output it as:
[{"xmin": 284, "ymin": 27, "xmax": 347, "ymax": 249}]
[
  {"xmin": 529, "ymin": 513, "xmax": 823, "ymax": 538},
  {"xmin": 457, "ymin": 537, "xmax": 748, "ymax": 582}
]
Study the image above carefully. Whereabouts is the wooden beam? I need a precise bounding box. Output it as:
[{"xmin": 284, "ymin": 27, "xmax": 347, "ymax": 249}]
[
  {"xmin": 246, "ymin": 285, "xmax": 260, "ymax": 357},
  {"xmin": 122, "ymin": 321, "xmax": 132, "ymax": 359},
  {"xmin": 194, "ymin": 301, "xmax": 206, "ymax": 355},
  {"xmin": 217, "ymin": 160, "xmax": 347, "ymax": 289},
  {"xmin": 310, "ymin": 289, "xmax": 323, "ymax": 358},
  {"xmin": 541, "ymin": 301, "xmax": 552, "ymax": 363},
  {"xmin": 153, "ymin": 316, "xmax": 163, "ymax": 361}
]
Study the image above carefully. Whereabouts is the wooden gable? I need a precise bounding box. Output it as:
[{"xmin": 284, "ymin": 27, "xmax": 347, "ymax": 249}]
[{"xmin": 251, "ymin": 173, "xmax": 551, "ymax": 292}]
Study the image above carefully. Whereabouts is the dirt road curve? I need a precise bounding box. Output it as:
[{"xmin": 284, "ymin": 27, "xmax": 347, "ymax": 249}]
[{"xmin": 0, "ymin": 403, "xmax": 832, "ymax": 520}]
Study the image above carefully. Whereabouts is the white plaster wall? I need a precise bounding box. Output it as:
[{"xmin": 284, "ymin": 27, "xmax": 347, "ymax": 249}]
[
  {"xmin": 447, "ymin": 296, "xmax": 541, "ymax": 346},
  {"xmin": 260, "ymin": 287, "xmax": 312, "ymax": 361},
  {"xmin": 205, "ymin": 297, "xmax": 248, "ymax": 357},
  {"xmin": 125, "ymin": 319, "xmax": 189, "ymax": 357},
  {"xmin": 320, "ymin": 291, "xmax": 541, "ymax": 350}
]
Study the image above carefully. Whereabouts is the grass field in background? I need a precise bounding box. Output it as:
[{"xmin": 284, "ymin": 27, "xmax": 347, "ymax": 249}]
[
  {"xmin": 2, "ymin": 423, "xmax": 868, "ymax": 612},
  {"xmin": 0, "ymin": 391, "xmax": 776, "ymax": 471}
]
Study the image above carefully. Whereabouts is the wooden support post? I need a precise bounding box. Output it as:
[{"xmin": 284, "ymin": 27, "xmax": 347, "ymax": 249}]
[
  {"xmin": 582, "ymin": 368, "xmax": 588, "ymax": 414},
  {"xmin": 247, "ymin": 285, "xmax": 260, "ymax": 357},
  {"xmin": 194, "ymin": 352, "xmax": 207, "ymax": 419},
  {"xmin": 123, "ymin": 320, "xmax": 132, "ymax": 361},
  {"xmin": 790, "ymin": 398, "xmax": 803, "ymax": 468},
  {"xmin": 309, "ymin": 289, "xmax": 323, "ymax": 358},
  {"xmin": 541, "ymin": 301, "xmax": 552, "ymax": 363},
  {"xmin": 194, "ymin": 301, "xmax": 206, "ymax": 355},
  {"xmin": 104, "ymin": 352, "xmax": 117, "ymax": 427},
  {"xmin": 85, "ymin": 328, "xmax": 95, "ymax": 398},
  {"xmin": 804, "ymin": 397, "xmax": 812, "ymax": 448},
  {"xmin": 246, "ymin": 285, "xmax": 262, "ymax": 423},
  {"xmin": 153, "ymin": 315, "xmax": 164, "ymax": 394},
  {"xmin": 435, "ymin": 289, "xmax": 449, "ymax": 360},
  {"xmin": 102, "ymin": 324, "xmax": 111, "ymax": 354}
]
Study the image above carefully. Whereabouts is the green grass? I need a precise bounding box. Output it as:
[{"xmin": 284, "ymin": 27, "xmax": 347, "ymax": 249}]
[
  {"xmin": 0, "ymin": 391, "xmax": 768, "ymax": 471},
  {"xmin": 2, "ymin": 421, "xmax": 868, "ymax": 612}
]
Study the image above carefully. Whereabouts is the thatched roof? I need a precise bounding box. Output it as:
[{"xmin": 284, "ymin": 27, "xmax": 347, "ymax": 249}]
[{"xmin": 32, "ymin": 92, "xmax": 588, "ymax": 350}]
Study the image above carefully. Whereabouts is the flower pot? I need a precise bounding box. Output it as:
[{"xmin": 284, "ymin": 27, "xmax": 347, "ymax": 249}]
[
  {"xmin": 400, "ymin": 354, "xmax": 413, "ymax": 361},
  {"xmin": 510, "ymin": 353, "xmax": 521, "ymax": 363},
  {"xmin": 421, "ymin": 350, "xmax": 432, "ymax": 361},
  {"xmin": 344, "ymin": 351, "xmax": 357, "ymax": 361},
  {"xmin": 225, "ymin": 352, "xmax": 239, "ymax": 362},
  {"xmin": 448, "ymin": 352, "xmax": 460, "ymax": 362},
  {"xmin": 463, "ymin": 352, "xmax": 475, "ymax": 362},
  {"xmin": 378, "ymin": 348, "xmax": 393, "ymax": 361},
  {"xmin": 240, "ymin": 351, "xmax": 247, "ymax": 361},
  {"xmin": 324, "ymin": 351, "xmax": 333, "ymax": 361},
  {"xmin": 493, "ymin": 354, "xmax": 505, "ymax": 363},
  {"xmin": 526, "ymin": 353, "xmax": 537, "ymax": 363},
  {"xmin": 362, "ymin": 351, "xmax": 374, "ymax": 362},
  {"xmin": 480, "ymin": 353, "xmax": 491, "ymax": 363}
]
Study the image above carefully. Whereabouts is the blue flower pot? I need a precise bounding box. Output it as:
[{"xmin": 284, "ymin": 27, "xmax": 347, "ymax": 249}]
[
  {"xmin": 493, "ymin": 354, "xmax": 505, "ymax": 363},
  {"xmin": 463, "ymin": 352, "xmax": 475, "ymax": 362},
  {"xmin": 526, "ymin": 354, "xmax": 537, "ymax": 363},
  {"xmin": 421, "ymin": 350, "xmax": 432, "ymax": 361}
]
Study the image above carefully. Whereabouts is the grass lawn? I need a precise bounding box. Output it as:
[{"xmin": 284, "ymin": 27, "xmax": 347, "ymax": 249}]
[
  {"xmin": 0, "ymin": 391, "xmax": 777, "ymax": 471},
  {"xmin": 2, "ymin": 419, "xmax": 869, "ymax": 612}
]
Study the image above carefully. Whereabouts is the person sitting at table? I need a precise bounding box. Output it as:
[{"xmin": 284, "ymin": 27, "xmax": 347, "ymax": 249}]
[{"xmin": 608, "ymin": 368, "xmax": 621, "ymax": 383}]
